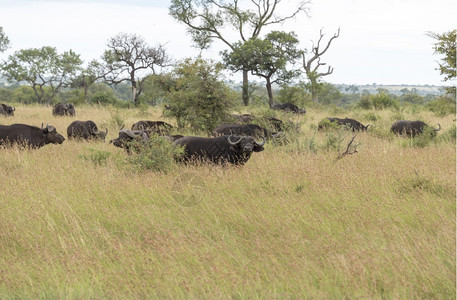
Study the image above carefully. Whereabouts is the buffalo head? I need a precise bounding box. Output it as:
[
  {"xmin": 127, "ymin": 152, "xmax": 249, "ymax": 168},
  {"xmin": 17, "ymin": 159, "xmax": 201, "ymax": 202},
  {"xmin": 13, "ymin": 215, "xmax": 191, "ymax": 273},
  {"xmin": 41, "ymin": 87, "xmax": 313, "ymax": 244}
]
[{"xmin": 41, "ymin": 123, "xmax": 65, "ymax": 144}]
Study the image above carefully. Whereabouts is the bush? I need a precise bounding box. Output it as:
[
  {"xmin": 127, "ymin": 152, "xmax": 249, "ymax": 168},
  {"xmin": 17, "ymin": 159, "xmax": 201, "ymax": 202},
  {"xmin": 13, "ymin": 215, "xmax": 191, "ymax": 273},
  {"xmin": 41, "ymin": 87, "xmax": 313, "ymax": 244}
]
[
  {"xmin": 163, "ymin": 58, "xmax": 236, "ymax": 133},
  {"xmin": 123, "ymin": 135, "xmax": 184, "ymax": 173},
  {"xmin": 426, "ymin": 96, "xmax": 456, "ymax": 116}
]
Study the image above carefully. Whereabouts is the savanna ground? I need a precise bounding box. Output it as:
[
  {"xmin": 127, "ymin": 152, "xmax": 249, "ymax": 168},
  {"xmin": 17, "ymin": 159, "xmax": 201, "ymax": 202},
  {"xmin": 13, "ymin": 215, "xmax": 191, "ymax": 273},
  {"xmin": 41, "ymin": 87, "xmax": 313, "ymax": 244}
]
[{"xmin": 0, "ymin": 104, "xmax": 455, "ymax": 298}]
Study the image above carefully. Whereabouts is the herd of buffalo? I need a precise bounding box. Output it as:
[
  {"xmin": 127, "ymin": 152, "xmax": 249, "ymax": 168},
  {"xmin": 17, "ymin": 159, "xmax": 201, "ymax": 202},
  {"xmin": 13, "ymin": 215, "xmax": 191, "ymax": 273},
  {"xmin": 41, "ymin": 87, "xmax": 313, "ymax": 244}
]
[{"xmin": 0, "ymin": 102, "xmax": 442, "ymax": 165}]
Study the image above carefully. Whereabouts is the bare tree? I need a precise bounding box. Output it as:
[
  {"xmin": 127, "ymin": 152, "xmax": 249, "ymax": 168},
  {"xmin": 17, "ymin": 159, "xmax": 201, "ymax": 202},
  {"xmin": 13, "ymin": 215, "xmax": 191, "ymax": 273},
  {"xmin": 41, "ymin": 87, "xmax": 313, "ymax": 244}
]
[
  {"xmin": 169, "ymin": 0, "xmax": 310, "ymax": 106},
  {"xmin": 302, "ymin": 28, "xmax": 340, "ymax": 103},
  {"xmin": 103, "ymin": 33, "xmax": 170, "ymax": 106}
]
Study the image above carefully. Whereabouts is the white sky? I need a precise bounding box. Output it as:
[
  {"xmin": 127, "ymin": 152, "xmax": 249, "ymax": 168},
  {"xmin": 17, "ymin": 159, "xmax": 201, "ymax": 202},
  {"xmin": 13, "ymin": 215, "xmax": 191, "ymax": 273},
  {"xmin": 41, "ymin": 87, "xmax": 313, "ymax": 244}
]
[{"xmin": 0, "ymin": 0, "xmax": 455, "ymax": 86}]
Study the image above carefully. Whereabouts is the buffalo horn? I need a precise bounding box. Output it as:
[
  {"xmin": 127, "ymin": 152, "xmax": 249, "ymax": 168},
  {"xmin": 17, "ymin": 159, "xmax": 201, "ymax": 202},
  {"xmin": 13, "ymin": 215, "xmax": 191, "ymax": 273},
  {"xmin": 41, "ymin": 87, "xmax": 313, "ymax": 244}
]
[
  {"xmin": 120, "ymin": 124, "xmax": 125, "ymax": 131},
  {"xmin": 227, "ymin": 135, "xmax": 242, "ymax": 145},
  {"xmin": 105, "ymin": 128, "xmax": 108, "ymax": 135},
  {"xmin": 41, "ymin": 123, "xmax": 44, "ymax": 129},
  {"xmin": 122, "ymin": 130, "xmax": 136, "ymax": 138},
  {"xmin": 255, "ymin": 136, "xmax": 266, "ymax": 146},
  {"xmin": 12, "ymin": 106, "xmax": 15, "ymax": 111},
  {"xmin": 434, "ymin": 124, "xmax": 441, "ymax": 132}
]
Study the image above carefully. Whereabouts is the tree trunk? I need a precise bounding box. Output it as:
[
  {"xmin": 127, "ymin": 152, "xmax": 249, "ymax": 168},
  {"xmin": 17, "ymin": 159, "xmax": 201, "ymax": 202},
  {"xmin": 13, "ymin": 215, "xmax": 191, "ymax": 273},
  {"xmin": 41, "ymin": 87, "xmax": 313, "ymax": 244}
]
[
  {"xmin": 266, "ymin": 77, "xmax": 274, "ymax": 108},
  {"xmin": 311, "ymin": 80, "xmax": 318, "ymax": 103},
  {"xmin": 242, "ymin": 69, "xmax": 249, "ymax": 106},
  {"xmin": 132, "ymin": 81, "xmax": 138, "ymax": 106}
]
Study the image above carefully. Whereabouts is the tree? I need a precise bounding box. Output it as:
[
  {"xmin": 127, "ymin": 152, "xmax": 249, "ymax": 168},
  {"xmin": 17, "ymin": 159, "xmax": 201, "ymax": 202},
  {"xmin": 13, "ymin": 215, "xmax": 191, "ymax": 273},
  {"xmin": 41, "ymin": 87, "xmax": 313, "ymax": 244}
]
[
  {"xmin": 163, "ymin": 58, "xmax": 236, "ymax": 132},
  {"xmin": 302, "ymin": 28, "xmax": 340, "ymax": 103},
  {"xmin": 0, "ymin": 26, "xmax": 10, "ymax": 53},
  {"xmin": 71, "ymin": 59, "xmax": 109, "ymax": 103},
  {"xmin": 169, "ymin": 0, "xmax": 310, "ymax": 106},
  {"xmin": 223, "ymin": 31, "xmax": 302, "ymax": 107},
  {"xmin": 1, "ymin": 46, "xmax": 82, "ymax": 104},
  {"xmin": 427, "ymin": 29, "xmax": 456, "ymax": 97},
  {"xmin": 103, "ymin": 33, "xmax": 170, "ymax": 106}
]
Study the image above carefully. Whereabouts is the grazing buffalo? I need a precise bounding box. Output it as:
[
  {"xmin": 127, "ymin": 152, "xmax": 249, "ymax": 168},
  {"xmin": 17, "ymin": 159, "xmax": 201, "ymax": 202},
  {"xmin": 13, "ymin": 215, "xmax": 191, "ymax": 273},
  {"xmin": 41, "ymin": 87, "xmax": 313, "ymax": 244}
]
[
  {"xmin": 173, "ymin": 135, "xmax": 265, "ymax": 165},
  {"xmin": 0, "ymin": 123, "xmax": 65, "ymax": 148},
  {"xmin": 272, "ymin": 103, "xmax": 306, "ymax": 114},
  {"xmin": 390, "ymin": 120, "xmax": 441, "ymax": 137},
  {"xmin": 67, "ymin": 120, "xmax": 108, "ymax": 141},
  {"xmin": 131, "ymin": 120, "xmax": 173, "ymax": 135},
  {"xmin": 318, "ymin": 117, "xmax": 370, "ymax": 132},
  {"xmin": 110, "ymin": 129, "xmax": 149, "ymax": 153},
  {"xmin": 0, "ymin": 103, "xmax": 15, "ymax": 116},
  {"xmin": 213, "ymin": 123, "xmax": 273, "ymax": 139},
  {"xmin": 52, "ymin": 103, "xmax": 75, "ymax": 116}
]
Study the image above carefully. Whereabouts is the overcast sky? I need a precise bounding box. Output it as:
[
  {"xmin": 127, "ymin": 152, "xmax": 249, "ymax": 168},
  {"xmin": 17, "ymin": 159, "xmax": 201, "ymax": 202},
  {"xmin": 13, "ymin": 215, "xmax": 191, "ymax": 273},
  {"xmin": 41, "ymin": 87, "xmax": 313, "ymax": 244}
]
[{"xmin": 0, "ymin": 0, "xmax": 455, "ymax": 86}]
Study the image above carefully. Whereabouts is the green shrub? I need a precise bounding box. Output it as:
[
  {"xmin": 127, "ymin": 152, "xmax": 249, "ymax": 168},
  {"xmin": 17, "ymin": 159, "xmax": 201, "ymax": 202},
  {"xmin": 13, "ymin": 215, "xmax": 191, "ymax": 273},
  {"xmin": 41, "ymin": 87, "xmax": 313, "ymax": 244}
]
[
  {"xmin": 123, "ymin": 135, "xmax": 184, "ymax": 173},
  {"xmin": 163, "ymin": 58, "xmax": 236, "ymax": 132},
  {"xmin": 426, "ymin": 96, "xmax": 456, "ymax": 116},
  {"xmin": 364, "ymin": 112, "xmax": 381, "ymax": 122}
]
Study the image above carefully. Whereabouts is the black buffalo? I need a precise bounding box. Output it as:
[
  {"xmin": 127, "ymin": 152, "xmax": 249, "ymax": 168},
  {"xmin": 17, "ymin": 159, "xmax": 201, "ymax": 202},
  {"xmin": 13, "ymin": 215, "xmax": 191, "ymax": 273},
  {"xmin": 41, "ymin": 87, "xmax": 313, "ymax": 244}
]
[
  {"xmin": 232, "ymin": 114, "xmax": 289, "ymax": 132},
  {"xmin": 174, "ymin": 135, "xmax": 265, "ymax": 165},
  {"xmin": 131, "ymin": 120, "xmax": 173, "ymax": 135},
  {"xmin": 110, "ymin": 129, "xmax": 150, "ymax": 153},
  {"xmin": 0, "ymin": 123, "xmax": 65, "ymax": 148},
  {"xmin": 390, "ymin": 120, "xmax": 441, "ymax": 137},
  {"xmin": 53, "ymin": 103, "xmax": 75, "ymax": 116},
  {"xmin": 212, "ymin": 123, "xmax": 274, "ymax": 139},
  {"xmin": 318, "ymin": 117, "xmax": 370, "ymax": 131},
  {"xmin": 0, "ymin": 103, "xmax": 15, "ymax": 116},
  {"xmin": 67, "ymin": 120, "xmax": 108, "ymax": 141},
  {"xmin": 272, "ymin": 103, "xmax": 306, "ymax": 114}
]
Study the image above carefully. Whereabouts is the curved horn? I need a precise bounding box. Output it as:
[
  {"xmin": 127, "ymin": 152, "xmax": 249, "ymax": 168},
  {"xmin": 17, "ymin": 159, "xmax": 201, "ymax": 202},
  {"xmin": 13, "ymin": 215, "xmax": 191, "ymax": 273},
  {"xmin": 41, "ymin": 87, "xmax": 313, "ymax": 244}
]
[
  {"xmin": 255, "ymin": 136, "xmax": 266, "ymax": 146},
  {"xmin": 120, "ymin": 124, "xmax": 125, "ymax": 130},
  {"xmin": 92, "ymin": 125, "xmax": 99, "ymax": 134},
  {"xmin": 434, "ymin": 123, "xmax": 441, "ymax": 131},
  {"xmin": 227, "ymin": 135, "xmax": 242, "ymax": 145},
  {"xmin": 41, "ymin": 123, "xmax": 44, "ymax": 130},
  {"xmin": 46, "ymin": 123, "xmax": 49, "ymax": 130},
  {"xmin": 122, "ymin": 130, "xmax": 136, "ymax": 138},
  {"xmin": 105, "ymin": 128, "xmax": 108, "ymax": 136}
]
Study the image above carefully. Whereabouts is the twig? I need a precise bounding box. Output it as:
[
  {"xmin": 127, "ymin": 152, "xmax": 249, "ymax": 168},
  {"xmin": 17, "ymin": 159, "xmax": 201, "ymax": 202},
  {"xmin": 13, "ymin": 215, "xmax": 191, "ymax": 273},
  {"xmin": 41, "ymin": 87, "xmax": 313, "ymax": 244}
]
[{"xmin": 337, "ymin": 133, "xmax": 358, "ymax": 159}]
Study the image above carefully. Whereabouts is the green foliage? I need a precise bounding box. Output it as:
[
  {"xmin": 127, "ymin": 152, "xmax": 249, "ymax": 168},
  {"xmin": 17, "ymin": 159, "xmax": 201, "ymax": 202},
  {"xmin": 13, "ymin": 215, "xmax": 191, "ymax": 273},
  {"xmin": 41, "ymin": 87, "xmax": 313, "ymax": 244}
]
[
  {"xmin": 0, "ymin": 87, "xmax": 13, "ymax": 102},
  {"xmin": 107, "ymin": 108, "xmax": 128, "ymax": 128},
  {"xmin": 364, "ymin": 112, "xmax": 381, "ymax": 122},
  {"xmin": 122, "ymin": 135, "xmax": 184, "ymax": 173},
  {"xmin": 317, "ymin": 118, "xmax": 339, "ymax": 131},
  {"xmin": 277, "ymin": 82, "xmax": 311, "ymax": 107},
  {"xmin": 400, "ymin": 126, "xmax": 436, "ymax": 148},
  {"xmin": 316, "ymin": 82, "xmax": 343, "ymax": 105},
  {"xmin": 427, "ymin": 30, "xmax": 456, "ymax": 83},
  {"xmin": 425, "ymin": 96, "xmax": 456, "ymax": 116},
  {"xmin": 1, "ymin": 46, "xmax": 82, "ymax": 104},
  {"xmin": 357, "ymin": 90, "xmax": 399, "ymax": 110},
  {"xmin": 0, "ymin": 26, "xmax": 10, "ymax": 53},
  {"xmin": 79, "ymin": 148, "xmax": 112, "ymax": 166},
  {"xmin": 164, "ymin": 58, "xmax": 236, "ymax": 132},
  {"xmin": 89, "ymin": 91, "xmax": 120, "ymax": 106},
  {"xmin": 222, "ymin": 31, "xmax": 303, "ymax": 106}
]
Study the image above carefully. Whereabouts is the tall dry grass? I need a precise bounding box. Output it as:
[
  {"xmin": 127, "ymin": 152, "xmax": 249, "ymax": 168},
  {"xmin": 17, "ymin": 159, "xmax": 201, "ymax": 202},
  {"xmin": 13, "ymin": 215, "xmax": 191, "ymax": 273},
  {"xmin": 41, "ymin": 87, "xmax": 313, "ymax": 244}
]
[{"xmin": 0, "ymin": 104, "xmax": 455, "ymax": 298}]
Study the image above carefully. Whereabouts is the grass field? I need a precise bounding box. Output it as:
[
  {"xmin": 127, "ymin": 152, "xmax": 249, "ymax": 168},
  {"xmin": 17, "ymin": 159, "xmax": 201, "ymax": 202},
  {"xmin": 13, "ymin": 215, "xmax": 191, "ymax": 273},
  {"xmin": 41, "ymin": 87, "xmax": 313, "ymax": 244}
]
[{"xmin": 0, "ymin": 104, "xmax": 455, "ymax": 298}]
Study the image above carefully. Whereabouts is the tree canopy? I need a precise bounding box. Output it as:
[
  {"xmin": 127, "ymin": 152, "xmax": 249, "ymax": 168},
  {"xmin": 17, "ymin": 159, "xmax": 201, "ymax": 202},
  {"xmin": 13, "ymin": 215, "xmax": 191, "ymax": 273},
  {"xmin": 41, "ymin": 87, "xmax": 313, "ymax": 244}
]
[
  {"xmin": 1, "ymin": 46, "xmax": 82, "ymax": 104},
  {"xmin": 102, "ymin": 33, "xmax": 170, "ymax": 106},
  {"xmin": 169, "ymin": 0, "xmax": 310, "ymax": 106},
  {"xmin": 223, "ymin": 31, "xmax": 302, "ymax": 107}
]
